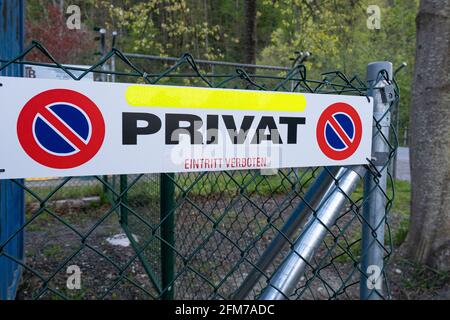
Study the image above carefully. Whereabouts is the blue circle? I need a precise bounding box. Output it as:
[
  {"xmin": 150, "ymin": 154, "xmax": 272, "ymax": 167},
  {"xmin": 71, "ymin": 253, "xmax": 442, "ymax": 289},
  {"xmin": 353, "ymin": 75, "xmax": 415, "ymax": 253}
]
[
  {"xmin": 34, "ymin": 104, "xmax": 90, "ymax": 154},
  {"xmin": 325, "ymin": 113, "xmax": 355, "ymax": 150}
]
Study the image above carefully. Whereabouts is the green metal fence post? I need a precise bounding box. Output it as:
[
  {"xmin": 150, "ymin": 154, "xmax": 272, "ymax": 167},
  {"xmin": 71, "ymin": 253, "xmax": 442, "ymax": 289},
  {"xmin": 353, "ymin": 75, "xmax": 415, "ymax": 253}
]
[
  {"xmin": 102, "ymin": 175, "xmax": 109, "ymax": 202},
  {"xmin": 160, "ymin": 173, "xmax": 175, "ymax": 300},
  {"xmin": 98, "ymin": 28, "xmax": 109, "ymax": 200},
  {"xmin": 119, "ymin": 175, "xmax": 128, "ymax": 225}
]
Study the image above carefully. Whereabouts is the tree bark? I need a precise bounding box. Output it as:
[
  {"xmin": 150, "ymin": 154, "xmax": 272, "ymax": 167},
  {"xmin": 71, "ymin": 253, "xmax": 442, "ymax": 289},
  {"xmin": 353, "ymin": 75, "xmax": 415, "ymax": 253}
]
[
  {"xmin": 243, "ymin": 0, "xmax": 257, "ymax": 67},
  {"xmin": 405, "ymin": 0, "xmax": 450, "ymax": 270}
]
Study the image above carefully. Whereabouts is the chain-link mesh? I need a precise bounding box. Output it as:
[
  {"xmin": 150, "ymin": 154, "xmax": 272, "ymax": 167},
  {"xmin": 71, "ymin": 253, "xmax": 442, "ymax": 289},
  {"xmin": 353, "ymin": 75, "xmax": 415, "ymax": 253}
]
[{"xmin": 0, "ymin": 40, "xmax": 398, "ymax": 300}]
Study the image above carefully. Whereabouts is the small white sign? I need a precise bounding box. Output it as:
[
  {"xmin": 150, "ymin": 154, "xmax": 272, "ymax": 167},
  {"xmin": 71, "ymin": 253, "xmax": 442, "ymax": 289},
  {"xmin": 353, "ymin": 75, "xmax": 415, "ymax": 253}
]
[
  {"xmin": 0, "ymin": 76, "xmax": 373, "ymax": 179},
  {"xmin": 24, "ymin": 64, "xmax": 94, "ymax": 81}
]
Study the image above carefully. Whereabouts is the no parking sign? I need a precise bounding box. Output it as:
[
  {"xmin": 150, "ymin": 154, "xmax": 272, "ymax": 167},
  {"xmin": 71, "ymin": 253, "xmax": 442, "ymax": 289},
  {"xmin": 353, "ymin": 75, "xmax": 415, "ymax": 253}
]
[
  {"xmin": 17, "ymin": 89, "xmax": 105, "ymax": 169},
  {"xmin": 316, "ymin": 102, "xmax": 363, "ymax": 161},
  {"xmin": 0, "ymin": 76, "xmax": 373, "ymax": 179}
]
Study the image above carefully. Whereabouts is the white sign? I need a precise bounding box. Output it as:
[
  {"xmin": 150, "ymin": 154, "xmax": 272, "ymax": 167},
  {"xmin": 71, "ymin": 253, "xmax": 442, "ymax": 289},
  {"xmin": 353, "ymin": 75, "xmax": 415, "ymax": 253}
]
[
  {"xmin": 24, "ymin": 64, "xmax": 94, "ymax": 81},
  {"xmin": 0, "ymin": 76, "xmax": 373, "ymax": 179}
]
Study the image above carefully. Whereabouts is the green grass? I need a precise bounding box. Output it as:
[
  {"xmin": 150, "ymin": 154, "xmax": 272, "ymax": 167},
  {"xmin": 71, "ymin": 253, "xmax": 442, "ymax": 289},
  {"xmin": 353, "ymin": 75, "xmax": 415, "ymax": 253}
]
[
  {"xmin": 393, "ymin": 219, "xmax": 409, "ymax": 247},
  {"xmin": 173, "ymin": 169, "xmax": 315, "ymax": 197},
  {"xmin": 333, "ymin": 241, "xmax": 362, "ymax": 263},
  {"xmin": 25, "ymin": 183, "xmax": 103, "ymax": 204},
  {"xmin": 25, "ymin": 173, "xmax": 412, "ymax": 249},
  {"xmin": 43, "ymin": 244, "xmax": 63, "ymax": 259},
  {"xmin": 330, "ymin": 178, "xmax": 412, "ymax": 262},
  {"xmin": 400, "ymin": 259, "xmax": 450, "ymax": 291},
  {"xmin": 391, "ymin": 180, "xmax": 411, "ymax": 246},
  {"xmin": 391, "ymin": 180, "xmax": 411, "ymax": 216},
  {"xmin": 111, "ymin": 170, "xmax": 315, "ymax": 205},
  {"xmin": 350, "ymin": 179, "xmax": 411, "ymax": 247},
  {"xmin": 350, "ymin": 178, "xmax": 411, "ymax": 211},
  {"xmin": 49, "ymin": 287, "xmax": 87, "ymax": 300},
  {"xmin": 26, "ymin": 170, "xmax": 313, "ymax": 207}
]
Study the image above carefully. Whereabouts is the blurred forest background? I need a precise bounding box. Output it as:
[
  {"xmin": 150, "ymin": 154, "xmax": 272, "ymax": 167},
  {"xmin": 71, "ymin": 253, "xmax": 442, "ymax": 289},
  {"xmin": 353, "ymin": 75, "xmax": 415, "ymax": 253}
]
[{"xmin": 25, "ymin": 0, "xmax": 418, "ymax": 141}]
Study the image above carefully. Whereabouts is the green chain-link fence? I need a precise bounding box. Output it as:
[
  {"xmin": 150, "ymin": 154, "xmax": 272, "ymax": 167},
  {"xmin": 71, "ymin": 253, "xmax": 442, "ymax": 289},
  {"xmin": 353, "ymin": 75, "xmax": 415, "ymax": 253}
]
[{"xmin": 0, "ymin": 40, "xmax": 398, "ymax": 300}]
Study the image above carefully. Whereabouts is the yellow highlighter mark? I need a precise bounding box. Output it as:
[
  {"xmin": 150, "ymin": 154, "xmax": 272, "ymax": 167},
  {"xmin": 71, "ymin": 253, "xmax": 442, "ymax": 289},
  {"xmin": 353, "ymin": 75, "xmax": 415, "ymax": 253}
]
[{"xmin": 125, "ymin": 85, "xmax": 306, "ymax": 112}]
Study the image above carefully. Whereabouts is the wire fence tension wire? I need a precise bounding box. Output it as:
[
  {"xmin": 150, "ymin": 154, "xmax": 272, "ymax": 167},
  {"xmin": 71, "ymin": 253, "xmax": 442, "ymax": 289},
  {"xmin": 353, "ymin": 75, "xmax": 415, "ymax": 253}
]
[{"xmin": 123, "ymin": 53, "xmax": 292, "ymax": 72}]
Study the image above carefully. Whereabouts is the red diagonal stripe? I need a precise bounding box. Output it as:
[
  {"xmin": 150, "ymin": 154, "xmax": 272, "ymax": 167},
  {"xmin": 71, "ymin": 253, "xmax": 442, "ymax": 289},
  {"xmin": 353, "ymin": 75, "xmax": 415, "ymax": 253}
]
[
  {"xmin": 327, "ymin": 115, "xmax": 353, "ymax": 147},
  {"xmin": 38, "ymin": 107, "xmax": 87, "ymax": 151}
]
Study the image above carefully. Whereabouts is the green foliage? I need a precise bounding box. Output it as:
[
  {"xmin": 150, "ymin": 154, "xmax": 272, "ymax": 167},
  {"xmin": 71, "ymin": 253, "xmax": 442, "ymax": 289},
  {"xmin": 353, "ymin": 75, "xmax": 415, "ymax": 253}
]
[
  {"xmin": 92, "ymin": 0, "xmax": 230, "ymax": 60},
  {"xmin": 259, "ymin": 0, "xmax": 418, "ymax": 133},
  {"xmin": 25, "ymin": 0, "xmax": 418, "ymax": 137}
]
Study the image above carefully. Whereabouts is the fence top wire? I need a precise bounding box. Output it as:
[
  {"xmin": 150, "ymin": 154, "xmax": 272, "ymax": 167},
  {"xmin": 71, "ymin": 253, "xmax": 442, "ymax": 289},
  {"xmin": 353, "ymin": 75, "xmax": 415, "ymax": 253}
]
[
  {"xmin": 0, "ymin": 40, "xmax": 372, "ymax": 96},
  {"xmin": 123, "ymin": 52, "xmax": 292, "ymax": 71}
]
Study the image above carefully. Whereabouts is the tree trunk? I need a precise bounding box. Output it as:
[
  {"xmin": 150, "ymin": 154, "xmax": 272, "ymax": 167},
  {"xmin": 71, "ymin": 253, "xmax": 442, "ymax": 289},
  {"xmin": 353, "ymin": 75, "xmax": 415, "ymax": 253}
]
[
  {"xmin": 405, "ymin": 0, "xmax": 450, "ymax": 270},
  {"xmin": 243, "ymin": 0, "xmax": 257, "ymax": 67}
]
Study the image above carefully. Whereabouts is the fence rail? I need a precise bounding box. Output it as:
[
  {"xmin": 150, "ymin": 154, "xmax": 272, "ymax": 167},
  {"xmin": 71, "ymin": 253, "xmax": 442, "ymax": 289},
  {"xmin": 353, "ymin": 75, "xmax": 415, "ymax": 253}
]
[{"xmin": 0, "ymin": 40, "xmax": 398, "ymax": 300}]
